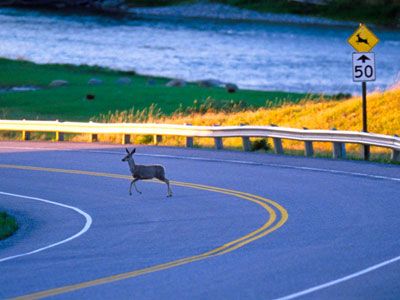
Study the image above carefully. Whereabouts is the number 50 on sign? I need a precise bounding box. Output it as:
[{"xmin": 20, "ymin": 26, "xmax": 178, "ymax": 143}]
[{"xmin": 352, "ymin": 52, "xmax": 376, "ymax": 82}]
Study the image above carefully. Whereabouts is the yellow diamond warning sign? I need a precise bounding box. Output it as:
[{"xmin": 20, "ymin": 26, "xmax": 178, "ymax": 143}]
[{"xmin": 348, "ymin": 24, "xmax": 379, "ymax": 52}]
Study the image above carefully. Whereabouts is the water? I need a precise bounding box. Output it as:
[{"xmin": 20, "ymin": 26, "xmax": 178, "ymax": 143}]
[{"xmin": 0, "ymin": 7, "xmax": 399, "ymax": 94}]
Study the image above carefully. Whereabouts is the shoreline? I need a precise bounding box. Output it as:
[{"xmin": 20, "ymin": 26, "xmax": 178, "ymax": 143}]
[
  {"xmin": 0, "ymin": 7, "xmax": 398, "ymax": 95},
  {"xmin": 0, "ymin": 57, "xmax": 321, "ymax": 122},
  {"xmin": 129, "ymin": 2, "xmax": 357, "ymax": 28},
  {"xmin": 1, "ymin": 56, "xmax": 355, "ymax": 98},
  {"xmin": 1, "ymin": 1, "xmax": 398, "ymax": 28}
]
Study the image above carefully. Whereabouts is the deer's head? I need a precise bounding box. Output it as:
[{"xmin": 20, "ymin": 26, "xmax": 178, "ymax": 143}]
[{"xmin": 122, "ymin": 148, "xmax": 136, "ymax": 162}]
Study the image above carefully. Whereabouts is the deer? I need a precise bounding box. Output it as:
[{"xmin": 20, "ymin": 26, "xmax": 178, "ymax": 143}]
[
  {"xmin": 122, "ymin": 148, "xmax": 172, "ymax": 197},
  {"xmin": 356, "ymin": 33, "xmax": 369, "ymax": 45}
]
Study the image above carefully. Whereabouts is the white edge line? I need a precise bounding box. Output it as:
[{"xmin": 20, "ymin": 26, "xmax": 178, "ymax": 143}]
[
  {"xmin": 0, "ymin": 191, "xmax": 92, "ymax": 263},
  {"xmin": 2, "ymin": 147, "xmax": 399, "ymax": 182},
  {"xmin": 84, "ymin": 149, "xmax": 400, "ymax": 182},
  {"xmin": 272, "ymin": 255, "xmax": 400, "ymax": 300}
]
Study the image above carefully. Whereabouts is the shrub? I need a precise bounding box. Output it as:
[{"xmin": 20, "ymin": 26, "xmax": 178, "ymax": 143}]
[
  {"xmin": 251, "ymin": 138, "xmax": 271, "ymax": 152},
  {"xmin": 0, "ymin": 212, "xmax": 18, "ymax": 240}
]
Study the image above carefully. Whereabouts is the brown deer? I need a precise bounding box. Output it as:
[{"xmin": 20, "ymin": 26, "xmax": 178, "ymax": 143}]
[{"xmin": 122, "ymin": 148, "xmax": 172, "ymax": 197}]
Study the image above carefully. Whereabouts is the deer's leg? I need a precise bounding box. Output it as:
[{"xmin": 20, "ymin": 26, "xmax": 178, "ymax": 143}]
[
  {"xmin": 159, "ymin": 178, "xmax": 172, "ymax": 197},
  {"xmin": 130, "ymin": 178, "xmax": 141, "ymax": 195}
]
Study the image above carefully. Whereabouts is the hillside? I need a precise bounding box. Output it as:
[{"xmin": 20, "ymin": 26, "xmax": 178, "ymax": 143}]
[
  {"xmin": 126, "ymin": 0, "xmax": 400, "ymax": 27},
  {"xmin": 158, "ymin": 85, "xmax": 400, "ymax": 135},
  {"xmin": 93, "ymin": 84, "xmax": 399, "ymax": 159}
]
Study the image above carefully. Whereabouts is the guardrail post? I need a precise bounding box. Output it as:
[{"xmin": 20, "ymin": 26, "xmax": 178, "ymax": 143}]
[
  {"xmin": 185, "ymin": 123, "xmax": 194, "ymax": 148},
  {"xmin": 91, "ymin": 134, "xmax": 98, "ymax": 143},
  {"xmin": 270, "ymin": 124, "xmax": 284, "ymax": 154},
  {"xmin": 391, "ymin": 149, "xmax": 400, "ymax": 162},
  {"xmin": 332, "ymin": 142, "xmax": 346, "ymax": 159},
  {"xmin": 391, "ymin": 135, "xmax": 399, "ymax": 162},
  {"xmin": 214, "ymin": 137, "xmax": 223, "ymax": 150},
  {"xmin": 122, "ymin": 134, "xmax": 130, "ymax": 145},
  {"xmin": 186, "ymin": 137, "xmax": 194, "ymax": 148},
  {"xmin": 55, "ymin": 132, "xmax": 64, "ymax": 142},
  {"xmin": 273, "ymin": 138, "xmax": 284, "ymax": 154},
  {"xmin": 153, "ymin": 135, "xmax": 162, "ymax": 145},
  {"xmin": 240, "ymin": 124, "xmax": 251, "ymax": 151},
  {"xmin": 242, "ymin": 137, "xmax": 251, "ymax": 151},
  {"xmin": 304, "ymin": 141, "xmax": 314, "ymax": 157},
  {"xmin": 331, "ymin": 128, "xmax": 346, "ymax": 159},
  {"xmin": 303, "ymin": 127, "xmax": 314, "ymax": 157},
  {"xmin": 302, "ymin": 128, "xmax": 314, "ymax": 157},
  {"xmin": 213, "ymin": 124, "xmax": 224, "ymax": 150},
  {"xmin": 22, "ymin": 130, "xmax": 30, "ymax": 141}
]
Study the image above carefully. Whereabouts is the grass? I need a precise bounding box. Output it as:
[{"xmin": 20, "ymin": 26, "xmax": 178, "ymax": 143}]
[
  {"xmin": 0, "ymin": 212, "xmax": 19, "ymax": 240},
  {"xmin": 125, "ymin": 0, "xmax": 192, "ymax": 7},
  {"xmin": 216, "ymin": 0, "xmax": 400, "ymax": 26},
  {"xmin": 88, "ymin": 84, "xmax": 400, "ymax": 162},
  {"xmin": 126, "ymin": 0, "xmax": 400, "ymax": 27},
  {"xmin": 1, "ymin": 57, "xmax": 398, "ymax": 162},
  {"xmin": 0, "ymin": 58, "xmax": 316, "ymax": 121}
]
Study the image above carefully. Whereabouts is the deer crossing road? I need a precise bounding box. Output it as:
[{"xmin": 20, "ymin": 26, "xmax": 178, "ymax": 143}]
[{"xmin": 0, "ymin": 142, "xmax": 399, "ymax": 299}]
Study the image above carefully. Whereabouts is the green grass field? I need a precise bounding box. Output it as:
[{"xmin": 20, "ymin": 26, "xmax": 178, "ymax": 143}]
[
  {"xmin": 215, "ymin": 0, "xmax": 400, "ymax": 27},
  {"xmin": 126, "ymin": 0, "xmax": 400, "ymax": 27},
  {"xmin": 0, "ymin": 211, "xmax": 18, "ymax": 240},
  {"xmin": 0, "ymin": 58, "xmax": 317, "ymax": 122}
]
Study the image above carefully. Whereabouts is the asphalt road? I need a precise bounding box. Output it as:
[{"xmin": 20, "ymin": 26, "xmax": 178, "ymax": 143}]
[{"xmin": 0, "ymin": 141, "xmax": 399, "ymax": 299}]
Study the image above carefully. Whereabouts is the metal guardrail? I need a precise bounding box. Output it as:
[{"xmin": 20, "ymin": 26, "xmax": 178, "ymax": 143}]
[{"xmin": 0, "ymin": 120, "xmax": 399, "ymax": 161}]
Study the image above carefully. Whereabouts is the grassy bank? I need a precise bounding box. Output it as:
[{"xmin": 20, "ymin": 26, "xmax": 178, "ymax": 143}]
[
  {"xmin": 1, "ymin": 58, "xmax": 398, "ymax": 162},
  {"xmin": 216, "ymin": 0, "xmax": 400, "ymax": 27},
  {"xmin": 126, "ymin": 0, "xmax": 400, "ymax": 27},
  {"xmin": 0, "ymin": 212, "xmax": 19, "ymax": 240},
  {"xmin": 0, "ymin": 58, "xmax": 316, "ymax": 121},
  {"xmin": 88, "ymin": 85, "xmax": 400, "ymax": 162}
]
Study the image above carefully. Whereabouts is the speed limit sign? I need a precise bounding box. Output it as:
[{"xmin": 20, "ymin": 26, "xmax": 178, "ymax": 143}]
[{"xmin": 352, "ymin": 52, "xmax": 376, "ymax": 82}]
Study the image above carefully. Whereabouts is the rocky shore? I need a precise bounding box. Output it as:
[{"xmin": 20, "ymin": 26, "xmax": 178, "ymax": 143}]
[
  {"xmin": 129, "ymin": 2, "xmax": 356, "ymax": 27},
  {"xmin": 0, "ymin": 0, "xmax": 126, "ymax": 12},
  {"xmin": 1, "ymin": 1, "xmax": 339, "ymax": 25}
]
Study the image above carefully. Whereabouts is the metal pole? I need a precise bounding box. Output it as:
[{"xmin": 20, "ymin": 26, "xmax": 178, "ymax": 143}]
[{"xmin": 362, "ymin": 81, "xmax": 370, "ymax": 160}]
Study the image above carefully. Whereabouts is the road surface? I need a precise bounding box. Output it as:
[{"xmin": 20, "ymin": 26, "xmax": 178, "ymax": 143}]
[{"xmin": 0, "ymin": 141, "xmax": 399, "ymax": 299}]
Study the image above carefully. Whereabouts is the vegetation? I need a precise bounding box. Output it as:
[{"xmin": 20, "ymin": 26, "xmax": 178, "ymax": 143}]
[
  {"xmin": 217, "ymin": 0, "xmax": 399, "ymax": 26},
  {"xmin": 1, "ymin": 58, "xmax": 398, "ymax": 161},
  {"xmin": 126, "ymin": 0, "xmax": 400, "ymax": 27},
  {"xmin": 125, "ymin": 0, "xmax": 191, "ymax": 7},
  {"xmin": 89, "ymin": 84, "xmax": 400, "ymax": 161},
  {"xmin": 0, "ymin": 212, "xmax": 18, "ymax": 240},
  {"xmin": 0, "ymin": 58, "xmax": 321, "ymax": 121}
]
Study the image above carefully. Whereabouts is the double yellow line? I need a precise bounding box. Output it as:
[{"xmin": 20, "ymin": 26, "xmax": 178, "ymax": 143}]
[{"xmin": 0, "ymin": 164, "xmax": 288, "ymax": 299}]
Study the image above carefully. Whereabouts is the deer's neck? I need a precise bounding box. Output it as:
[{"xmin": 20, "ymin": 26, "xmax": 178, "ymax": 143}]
[{"xmin": 128, "ymin": 158, "xmax": 136, "ymax": 173}]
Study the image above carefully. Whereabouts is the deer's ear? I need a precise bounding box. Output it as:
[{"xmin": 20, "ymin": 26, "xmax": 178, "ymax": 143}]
[
  {"xmin": 126, "ymin": 148, "xmax": 130, "ymax": 154},
  {"xmin": 132, "ymin": 148, "xmax": 136, "ymax": 154}
]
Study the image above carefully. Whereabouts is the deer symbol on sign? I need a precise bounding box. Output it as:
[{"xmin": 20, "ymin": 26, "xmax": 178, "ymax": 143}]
[{"xmin": 356, "ymin": 33, "xmax": 369, "ymax": 45}]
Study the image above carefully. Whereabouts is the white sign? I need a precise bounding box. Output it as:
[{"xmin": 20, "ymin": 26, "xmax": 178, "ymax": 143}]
[{"xmin": 352, "ymin": 52, "xmax": 376, "ymax": 82}]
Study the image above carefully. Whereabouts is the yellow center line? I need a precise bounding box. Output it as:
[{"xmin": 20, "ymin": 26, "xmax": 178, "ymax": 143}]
[{"xmin": 0, "ymin": 164, "xmax": 288, "ymax": 299}]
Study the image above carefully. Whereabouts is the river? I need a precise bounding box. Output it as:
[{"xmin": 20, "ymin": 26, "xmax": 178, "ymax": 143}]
[{"xmin": 0, "ymin": 7, "xmax": 399, "ymax": 94}]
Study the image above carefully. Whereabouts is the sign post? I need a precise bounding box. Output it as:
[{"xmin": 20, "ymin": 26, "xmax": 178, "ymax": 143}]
[
  {"xmin": 362, "ymin": 81, "xmax": 368, "ymax": 159},
  {"xmin": 348, "ymin": 24, "xmax": 379, "ymax": 160}
]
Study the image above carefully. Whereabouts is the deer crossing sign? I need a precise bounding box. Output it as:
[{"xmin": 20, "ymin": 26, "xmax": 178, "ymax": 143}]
[
  {"xmin": 347, "ymin": 24, "xmax": 379, "ymax": 161},
  {"xmin": 348, "ymin": 24, "xmax": 379, "ymax": 52}
]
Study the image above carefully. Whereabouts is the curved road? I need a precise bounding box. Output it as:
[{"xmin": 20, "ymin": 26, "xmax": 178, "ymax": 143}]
[{"xmin": 0, "ymin": 141, "xmax": 399, "ymax": 299}]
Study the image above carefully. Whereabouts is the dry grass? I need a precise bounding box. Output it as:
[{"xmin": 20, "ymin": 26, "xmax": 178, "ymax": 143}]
[
  {"xmin": 4, "ymin": 86, "xmax": 397, "ymax": 161},
  {"xmin": 76, "ymin": 85, "xmax": 400, "ymax": 160}
]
